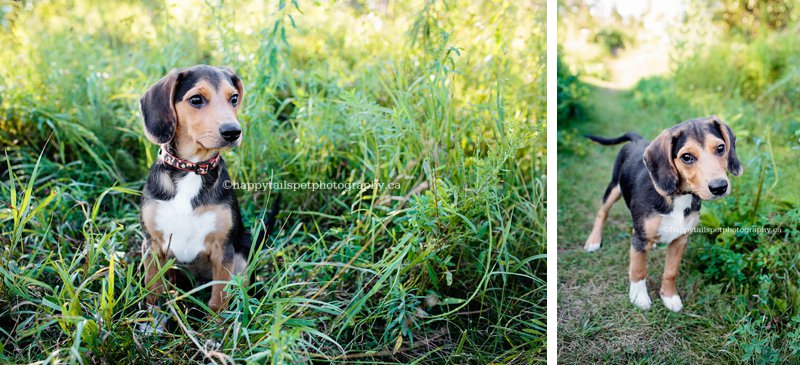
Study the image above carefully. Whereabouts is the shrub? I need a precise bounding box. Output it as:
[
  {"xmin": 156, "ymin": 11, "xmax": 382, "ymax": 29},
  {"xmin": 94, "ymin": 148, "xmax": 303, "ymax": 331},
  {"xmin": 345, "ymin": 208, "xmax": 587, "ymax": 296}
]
[{"xmin": 557, "ymin": 50, "xmax": 588, "ymax": 124}]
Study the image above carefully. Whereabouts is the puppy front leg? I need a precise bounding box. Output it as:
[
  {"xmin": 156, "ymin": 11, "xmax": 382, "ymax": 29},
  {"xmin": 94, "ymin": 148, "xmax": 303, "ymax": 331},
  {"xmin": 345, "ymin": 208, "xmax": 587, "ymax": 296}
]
[
  {"xmin": 629, "ymin": 237, "xmax": 651, "ymax": 310},
  {"xmin": 143, "ymin": 240, "xmax": 168, "ymax": 306},
  {"xmin": 141, "ymin": 239, "xmax": 169, "ymax": 332},
  {"xmin": 209, "ymin": 248, "xmax": 234, "ymax": 313},
  {"xmin": 660, "ymin": 234, "xmax": 688, "ymax": 312}
]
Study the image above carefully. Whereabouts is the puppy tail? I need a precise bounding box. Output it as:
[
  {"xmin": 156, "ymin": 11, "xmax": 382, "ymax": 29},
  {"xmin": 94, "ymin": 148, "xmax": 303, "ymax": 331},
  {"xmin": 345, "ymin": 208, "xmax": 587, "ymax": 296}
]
[{"xmin": 585, "ymin": 132, "xmax": 643, "ymax": 145}]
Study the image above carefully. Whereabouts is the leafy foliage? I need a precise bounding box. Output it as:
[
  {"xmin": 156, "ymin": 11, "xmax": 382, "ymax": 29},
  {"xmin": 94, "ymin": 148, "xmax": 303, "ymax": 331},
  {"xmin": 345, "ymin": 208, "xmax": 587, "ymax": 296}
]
[
  {"xmin": 714, "ymin": 0, "xmax": 798, "ymax": 37},
  {"xmin": 557, "ymin": 50, "xmax": 587, "ymax": 124},
  {"xmin": 559, "ymin": 1, "xmax": 800, "ymax": 363},
  {"xmin": 0, "ymin": 0, "xmax": 545, "ymax": 363}
]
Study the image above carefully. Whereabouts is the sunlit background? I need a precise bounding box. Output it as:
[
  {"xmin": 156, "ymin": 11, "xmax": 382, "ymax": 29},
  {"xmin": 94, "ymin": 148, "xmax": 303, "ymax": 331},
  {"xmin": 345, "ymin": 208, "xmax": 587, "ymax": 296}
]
[
  {"xmin": 558, "ymin": 1, "xmax": 800, "ymax": 363},
  {"xmin": 0, "ymin": 1, "xmax": 546, "ymax": 363}
]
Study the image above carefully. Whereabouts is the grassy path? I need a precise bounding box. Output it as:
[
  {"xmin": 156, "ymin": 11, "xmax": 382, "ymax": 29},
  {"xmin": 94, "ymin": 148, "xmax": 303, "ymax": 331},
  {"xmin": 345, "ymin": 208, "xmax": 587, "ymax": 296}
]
[{"xmin": 556, "ymin": 86, "xmax": 740, "ymax": 364}]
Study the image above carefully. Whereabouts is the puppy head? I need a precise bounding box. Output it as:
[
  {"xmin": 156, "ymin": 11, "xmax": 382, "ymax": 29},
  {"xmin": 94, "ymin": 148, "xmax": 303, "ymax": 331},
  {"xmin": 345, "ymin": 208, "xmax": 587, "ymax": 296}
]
[
  {"xmin": 644, "ymin": 116, "xmax": 742, "ymax": 200},
  {"xmin": 140, "ymin": 65, "xmax": 244, "ymax": 154}
]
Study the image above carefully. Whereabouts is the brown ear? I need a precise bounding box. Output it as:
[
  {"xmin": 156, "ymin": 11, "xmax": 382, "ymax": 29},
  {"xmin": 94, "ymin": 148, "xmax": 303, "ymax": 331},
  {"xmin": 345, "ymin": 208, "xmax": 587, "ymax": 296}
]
[
  {"xmin": 218, "ymin": 66, "xmax": 244, "ymax": 102},
  {"xmin": 711, "ymin": 116, "xmax": 743, "ymax": 176},
  {"xmin": 140, "ymin": 70, "xmax": 182, "ymax": 144},
  {"xmin": 643, "ymin": 130, "xmax": 679, "ymax": 196}
]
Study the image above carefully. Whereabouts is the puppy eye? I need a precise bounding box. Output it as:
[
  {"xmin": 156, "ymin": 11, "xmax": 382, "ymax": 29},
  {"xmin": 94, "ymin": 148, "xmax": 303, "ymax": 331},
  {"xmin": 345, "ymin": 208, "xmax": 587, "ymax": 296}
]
[
  {"xmin": 188, "ymin": 95, "xmax": 204, "ymax": 107},
  {"xmin": 230, "ymin": 94, "xmax": 239, "ymax": 106},
  {"xmin": 680, "ymin": 153, "xmax": 696, "ymax": 164},
  {"xmin": 716, "ymin": 144, "xmax": 725, "ymax": 156}
]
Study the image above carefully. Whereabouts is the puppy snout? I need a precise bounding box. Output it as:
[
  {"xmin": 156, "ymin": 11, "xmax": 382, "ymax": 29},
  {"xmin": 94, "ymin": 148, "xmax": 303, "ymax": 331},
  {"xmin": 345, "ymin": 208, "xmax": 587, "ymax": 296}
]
[
  {"xmin": 709, "ymin": 179, "xmax": 729, "ymax": 196},
  {"xmin": 219, "ymin": 123, "xmax": 241, "ymax": 142}
]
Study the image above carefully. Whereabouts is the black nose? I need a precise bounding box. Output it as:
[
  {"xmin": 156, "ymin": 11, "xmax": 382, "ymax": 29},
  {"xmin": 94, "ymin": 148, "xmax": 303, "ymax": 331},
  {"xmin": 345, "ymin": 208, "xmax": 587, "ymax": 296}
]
[
  {"xmin": 709, "ymin": 179, "xmax": 729, "ymax": 196},
  {"xmin": 219, "ymin": 123, "xmax": 241, "ymax": 142}
]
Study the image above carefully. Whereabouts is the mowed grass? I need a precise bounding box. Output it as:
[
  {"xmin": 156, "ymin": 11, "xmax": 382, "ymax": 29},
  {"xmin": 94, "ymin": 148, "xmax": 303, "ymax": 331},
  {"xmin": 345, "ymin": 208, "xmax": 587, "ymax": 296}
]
[
  {"xmin": 558, "ymin": 4, "xmax": 800, "ymax": 362},
  {"xmin": 557, "ymin": 86, "xmax": 741, "ymax": 364},
  {"xmin": 558, "ymin": 41, "xmax": 800, "ymax": 363},
  {"xmin": 0, "ymin": 1, "xmax": 546, "ymax": 364}
]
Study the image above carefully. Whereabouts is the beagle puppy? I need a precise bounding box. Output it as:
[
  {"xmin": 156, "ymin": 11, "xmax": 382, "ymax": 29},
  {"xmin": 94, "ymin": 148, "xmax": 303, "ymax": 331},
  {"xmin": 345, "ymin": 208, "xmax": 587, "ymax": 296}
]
[
  {"xmin": 139, "ymin": 65, "xmax": 251, "ymax": 329},
  {"xmin": 583, "ymin": 116, "xmax": 742, "ymax": 312}
]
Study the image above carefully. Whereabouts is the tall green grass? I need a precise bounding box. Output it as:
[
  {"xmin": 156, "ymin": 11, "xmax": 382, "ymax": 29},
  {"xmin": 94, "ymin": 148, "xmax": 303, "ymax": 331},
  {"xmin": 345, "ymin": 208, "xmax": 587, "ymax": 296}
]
[
  {"xmin": 665, "ymin": 30, "xmax": 800, "ymax": 363},
  {"xmin": 0, "ymin": 0, "xmax": 545, "ymax": 363},
  {"xmin": 558, "ymin": 6, "xmax": 800, "ymax": 361}
]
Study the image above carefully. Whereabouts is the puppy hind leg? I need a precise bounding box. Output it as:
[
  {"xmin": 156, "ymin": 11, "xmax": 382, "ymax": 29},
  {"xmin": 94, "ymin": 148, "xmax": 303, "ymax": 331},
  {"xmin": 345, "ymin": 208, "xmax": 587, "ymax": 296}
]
[
  {"xmin": 232, "ymin": 252, "xmax": 249, "ymax": 287},
  {"xmin": 584, "ymin": 184, "xmax": 621, "ymax": 252}
]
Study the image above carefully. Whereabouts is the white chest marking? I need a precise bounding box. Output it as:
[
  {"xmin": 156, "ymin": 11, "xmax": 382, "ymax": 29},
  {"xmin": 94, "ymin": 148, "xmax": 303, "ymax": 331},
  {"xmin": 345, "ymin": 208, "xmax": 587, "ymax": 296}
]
[
  {"xmin": 658, "ymin": 194, "xmax": 698, "ymax": 243},
  {"xmin": 154, "ymin": 173, "xmax": 216, "ymax": 263}
]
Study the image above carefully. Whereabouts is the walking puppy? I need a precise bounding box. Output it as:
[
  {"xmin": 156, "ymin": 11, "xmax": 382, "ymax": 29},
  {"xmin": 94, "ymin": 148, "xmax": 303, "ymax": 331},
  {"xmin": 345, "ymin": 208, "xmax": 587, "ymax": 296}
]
[
  {"xmin": 139, "ymin": 65, "xmax": 249, "ymax": 327},
  {"xmin": 584, "ymin": 116, "xmax": 742, "ymax": 312}
]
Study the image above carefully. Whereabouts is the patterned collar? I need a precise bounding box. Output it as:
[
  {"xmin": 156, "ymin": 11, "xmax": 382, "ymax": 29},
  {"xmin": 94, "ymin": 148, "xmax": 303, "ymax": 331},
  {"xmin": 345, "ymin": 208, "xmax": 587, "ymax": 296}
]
[{"xmin": 158, "ymin": 147, "xmax": 220, "ymax": 175}]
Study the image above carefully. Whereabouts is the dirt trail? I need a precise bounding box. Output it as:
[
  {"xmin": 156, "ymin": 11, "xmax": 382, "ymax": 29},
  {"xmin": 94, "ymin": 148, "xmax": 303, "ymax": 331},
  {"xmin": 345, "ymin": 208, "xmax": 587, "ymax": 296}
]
[
  {"xmin": 557, "ymin": 44, "xmax": 733, "ymax": 364},
  {"xmin": 583, "ymin": 42, "xmax": 672, "ymax": 90}
]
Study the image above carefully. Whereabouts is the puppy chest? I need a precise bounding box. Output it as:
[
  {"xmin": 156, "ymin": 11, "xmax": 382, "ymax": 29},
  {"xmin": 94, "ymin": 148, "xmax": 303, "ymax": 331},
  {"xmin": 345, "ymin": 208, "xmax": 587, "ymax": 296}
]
[
  {"xmin": 152, "ymin": 174, "xmax": 218, "ymax": 263},
  {"xmin": 657, "ymin": 194, "xmax": 699, "ymax": 244}
]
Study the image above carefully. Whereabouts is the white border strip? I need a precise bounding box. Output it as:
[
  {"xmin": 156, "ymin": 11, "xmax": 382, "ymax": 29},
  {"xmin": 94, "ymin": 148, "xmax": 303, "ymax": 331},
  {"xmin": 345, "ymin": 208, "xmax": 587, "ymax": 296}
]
[{"xmin": 545, "ymin": 0, "xmax": 557, "ymax": 362}]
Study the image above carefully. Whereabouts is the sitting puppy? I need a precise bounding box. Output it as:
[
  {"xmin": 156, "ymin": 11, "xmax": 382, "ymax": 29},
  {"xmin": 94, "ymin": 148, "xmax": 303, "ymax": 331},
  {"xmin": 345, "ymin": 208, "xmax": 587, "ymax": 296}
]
[
  {"xmin": 138, "ymin": 65, "xmax": 250, "ymax": 328},
  {"xmin": 583, "ymin": 116, "xmax": 742, "ymax": 312}
]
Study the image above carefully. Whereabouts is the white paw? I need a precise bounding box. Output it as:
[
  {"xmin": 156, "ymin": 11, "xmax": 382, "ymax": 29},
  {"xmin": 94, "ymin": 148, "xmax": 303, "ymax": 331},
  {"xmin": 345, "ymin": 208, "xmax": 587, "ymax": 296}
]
[
  {"xmin": 660, "ymin": 294, "xmax": 683, "ymax": 312},
  {"xmin": 629, "ymin": 280, "xmax": 652, "ymax": 310},
  {"xmin": 584, "ymin": 230, "xmax": 603, "ymax": 252},
  {"xmin": 583, "ymin": 242, "xmax": 600, "ymax": 252}
]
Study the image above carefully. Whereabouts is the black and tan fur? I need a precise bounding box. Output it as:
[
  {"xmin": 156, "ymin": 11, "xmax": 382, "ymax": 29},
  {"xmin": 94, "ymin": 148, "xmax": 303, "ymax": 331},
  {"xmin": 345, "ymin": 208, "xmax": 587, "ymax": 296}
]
[
  {"xmin": 139, "ymin": 65, "xmax": 252, "ymax": 323},
  {"xmin": 584, "ymin": 116, "xmax": 742, "ymax": 312}
]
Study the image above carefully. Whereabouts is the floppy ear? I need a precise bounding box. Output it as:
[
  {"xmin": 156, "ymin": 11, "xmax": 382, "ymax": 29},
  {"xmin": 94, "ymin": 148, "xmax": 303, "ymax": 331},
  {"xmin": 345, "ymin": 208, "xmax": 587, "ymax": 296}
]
[
  {"xmin": 140, "ymin": 70, "xmax": 182, "ymax": 144},
  {"xmin": 643, "ymin": 130, "xmax": 679, "ymax": 196},
  {"xmin": 712, "ymin": 117, "xmax": 743, "ymax": 176},
  {"xmin": 218, "ymin": 66, "xmax": 244, "ymax": 102}
]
